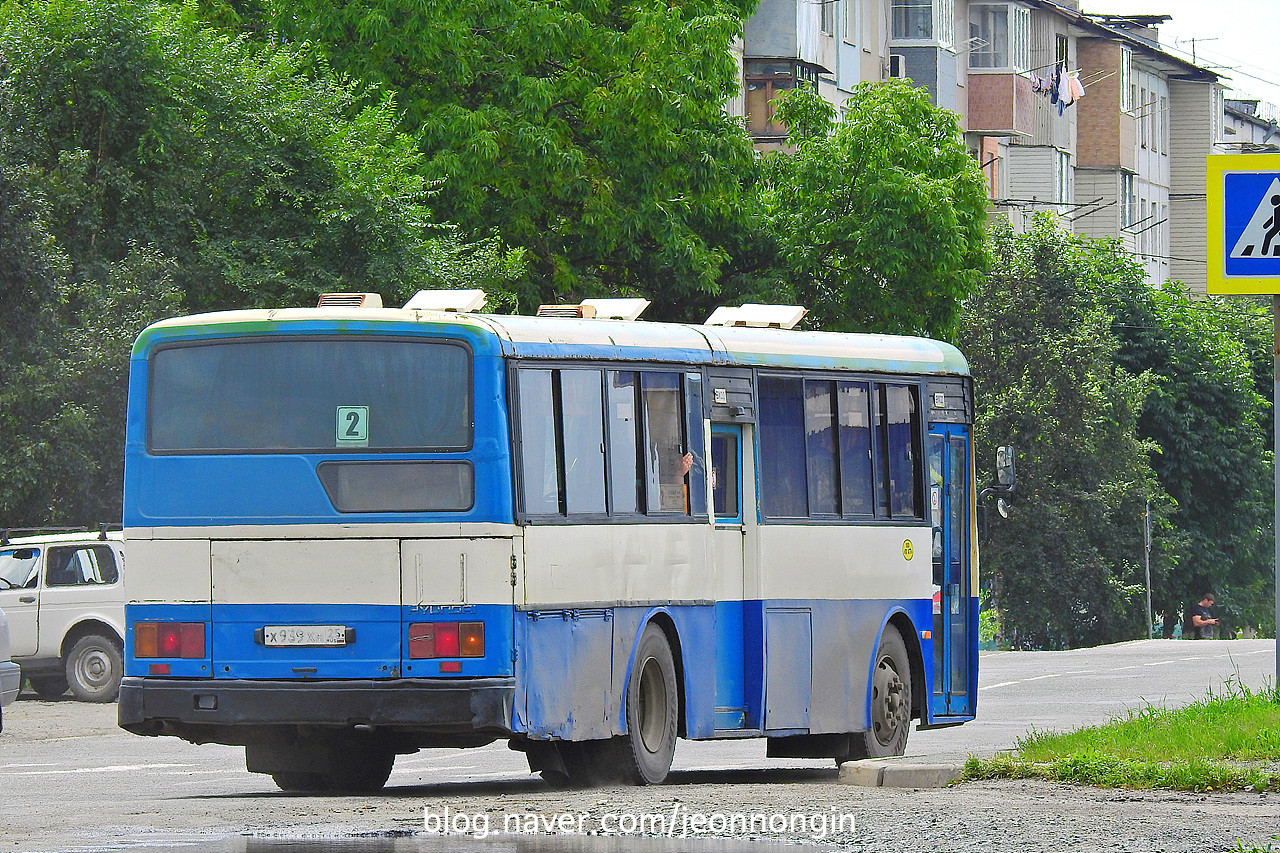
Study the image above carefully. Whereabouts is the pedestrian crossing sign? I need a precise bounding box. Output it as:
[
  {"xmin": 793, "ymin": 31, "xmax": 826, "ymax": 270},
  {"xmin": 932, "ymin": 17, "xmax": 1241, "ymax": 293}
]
[{"xmin": 1207, "ymin": 154, "xmax": 1280, "ymax": 294}]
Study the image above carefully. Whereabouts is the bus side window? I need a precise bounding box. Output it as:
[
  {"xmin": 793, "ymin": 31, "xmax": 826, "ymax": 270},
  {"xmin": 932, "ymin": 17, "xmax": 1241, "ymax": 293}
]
[
  {"xmin": 882, "ymin": 384, "xmax": 922, "ymax": 519},
  {"xmin": 684, "ymin": 372, "xmax": 705, "ymax": 517},
  {"xmin": 641, "ymin": 372, "xmax": 687, "ymax": 514},
  {"xmin": 518, "ymin": 369, "xmax": 561, "ymax": 514},
  {"xmin": 758, "ymin": 376, "xmax": 808, "ymax": 518},
  {"xmin": 607, "ymin": 371, "xmax": 642, "ymax": 514},
  {"xmin": 837, "ymin": 382, "xmax": 874, "ymax": 516},
  {"xmin": 559, "ymin": 369, "xmax": 606, "ymax": 514},
  {"xmin": 804, "ymin": 380, "xmax": 839, "ymax": 516}
]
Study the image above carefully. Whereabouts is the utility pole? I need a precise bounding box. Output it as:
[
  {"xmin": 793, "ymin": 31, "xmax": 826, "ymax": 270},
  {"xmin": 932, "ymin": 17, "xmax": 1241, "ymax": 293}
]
[
  {"xmin": 1144, "ymin": 499, "xmax": 1153, "ymax": 639},
  {"xmin": 1273, "ymin": 296, "xmax": 1279, "ymax": 680},
  {"xmin": 1205, "ymin": 153, "xmax": 1280, "ymax": 684}
]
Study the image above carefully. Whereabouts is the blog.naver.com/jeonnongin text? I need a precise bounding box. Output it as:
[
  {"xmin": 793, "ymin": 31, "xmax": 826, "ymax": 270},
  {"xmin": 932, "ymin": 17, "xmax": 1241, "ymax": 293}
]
[{"xmin": 423, "ymin": 804, "xmax": 857, "ymax": 840}]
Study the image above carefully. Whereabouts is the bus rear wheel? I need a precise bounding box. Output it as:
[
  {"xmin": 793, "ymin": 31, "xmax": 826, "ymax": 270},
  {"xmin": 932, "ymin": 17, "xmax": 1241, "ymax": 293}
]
[
  {"xmin": 271, "ymin": 772, "xmax": 328, "ymax": 792},
  {"xmin": 854, "ymin": 625, "xmax": 912, "ymax": 758},
  {"xmin": 619, "ymin": 624, "xmax": 678, "ymax": 785},
  {"xmin": 321, "ymin": 740, "xmax": 395, "ymax": 792}
]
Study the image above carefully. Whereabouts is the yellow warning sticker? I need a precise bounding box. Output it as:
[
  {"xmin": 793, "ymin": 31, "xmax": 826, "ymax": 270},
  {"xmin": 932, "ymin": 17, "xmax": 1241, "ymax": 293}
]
[{"xmin": 902, "ymin": 540, "xmax": 914, "ymax": 561}]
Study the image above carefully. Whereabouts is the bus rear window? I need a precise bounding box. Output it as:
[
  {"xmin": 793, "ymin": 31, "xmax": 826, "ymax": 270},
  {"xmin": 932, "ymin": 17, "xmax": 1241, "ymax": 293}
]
[{"xmin": 149, "ymin": 338, "xmax": 471, "ymax": 453}]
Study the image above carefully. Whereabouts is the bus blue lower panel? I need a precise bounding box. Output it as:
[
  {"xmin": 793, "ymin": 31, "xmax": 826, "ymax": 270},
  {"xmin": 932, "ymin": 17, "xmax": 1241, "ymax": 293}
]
[
  {"xmin": 515, "ymin": 598, "xmax": 947, "ymax": 743},
  {"xmin": 204, "ymin": 603, "xmax": 514, "ymax": 680},
  {"xmin": 124, "ymin": 597, "xmax": 966, "ymax": 739},
  {"xmin": 125, "ymin": 603, "xmax": 214, "ymax": 678}
]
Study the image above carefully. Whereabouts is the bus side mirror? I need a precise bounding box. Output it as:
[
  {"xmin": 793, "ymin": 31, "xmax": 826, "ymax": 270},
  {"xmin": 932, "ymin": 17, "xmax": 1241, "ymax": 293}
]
[{"xmin": 995, "ymin": 445, "xmax": 1016, "ymax": 493}]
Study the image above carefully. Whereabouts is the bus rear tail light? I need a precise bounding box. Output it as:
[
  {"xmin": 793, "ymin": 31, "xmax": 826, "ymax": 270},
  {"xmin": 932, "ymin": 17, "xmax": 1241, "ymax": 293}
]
[
  {"xmin": 408, "ymin": 622, "xmax": 485, "ymax": 659},
  {"xmin": 135, "ymin": 622, "xmax": 205, "ymax": 659}
]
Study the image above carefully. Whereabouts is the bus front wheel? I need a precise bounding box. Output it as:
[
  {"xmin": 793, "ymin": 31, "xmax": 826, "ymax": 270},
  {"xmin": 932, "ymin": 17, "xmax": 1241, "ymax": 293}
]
[
  {"xmin": 620, "ymin": 624, "xmax": 679, "ymax": 785},
  {"xmin": 855, "ymin": 625, "xmax": 912, "ymax": 758}
]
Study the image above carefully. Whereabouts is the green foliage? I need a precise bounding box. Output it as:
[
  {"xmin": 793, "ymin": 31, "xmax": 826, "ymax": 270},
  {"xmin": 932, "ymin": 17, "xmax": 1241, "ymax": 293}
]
[
  {"xmin": 0, "ymin": 0, "xmax": 521, "ymax": 313},
  {"xmin": 215, "ymin": 0, "xmax": 761, "ymax": 319},
  {"xmin": 0, "ymin": 0, "xmax": 521, "ymax": 525},
  {"xmin": 761, "ymin": 82, "xmax": 989, "ymax": 337},
  {"xmin": 961, "ymin": 218, "xmax": 1161, "ymax": 648},
  {"xmin": 1099, "ymin": 281, "xmax": 1274, "ymax": 636}
]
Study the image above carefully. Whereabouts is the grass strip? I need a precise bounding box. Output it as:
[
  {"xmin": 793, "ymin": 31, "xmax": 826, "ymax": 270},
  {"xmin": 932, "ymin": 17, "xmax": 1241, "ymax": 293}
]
[{"xmin": 962, "ymin": 680, "xmax": 1280, "ymax": 793}]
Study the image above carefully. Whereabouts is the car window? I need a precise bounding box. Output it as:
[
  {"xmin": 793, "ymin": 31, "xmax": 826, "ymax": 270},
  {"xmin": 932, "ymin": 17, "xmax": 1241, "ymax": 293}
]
[
  {"xmin": 0, "ymin": 548, "xmax": 40, "ymax": 589},
  {"xmin": 45, "ymin": 546, "xmax": 119, "ymax": 587}
]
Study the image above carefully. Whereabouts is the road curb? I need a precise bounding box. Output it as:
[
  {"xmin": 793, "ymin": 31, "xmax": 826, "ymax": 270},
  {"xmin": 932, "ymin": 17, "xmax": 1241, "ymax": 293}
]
[{"xmin": 837, "ymin": 759, "xmax": 965, "ymax": 788}]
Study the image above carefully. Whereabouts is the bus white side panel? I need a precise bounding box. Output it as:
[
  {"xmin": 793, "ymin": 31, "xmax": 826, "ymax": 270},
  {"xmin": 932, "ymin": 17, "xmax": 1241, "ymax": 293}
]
[
  {"xmin": 123, "ymin": 536, "xmax": 212, "ymax": 603},
  {"xmin": 521, "ymin": 524, "xmax": 712, "ymax": 607},
  {"xmin": 755, "ymin": 526, "xmax": 931, "ymax": 602},
  {"xmin": 401, "ymin": 538, "xmax": 515, "ymax": 607},
  {"xmin": 210, "ymin": 540, "xmax": 400, "ymax": 605}
]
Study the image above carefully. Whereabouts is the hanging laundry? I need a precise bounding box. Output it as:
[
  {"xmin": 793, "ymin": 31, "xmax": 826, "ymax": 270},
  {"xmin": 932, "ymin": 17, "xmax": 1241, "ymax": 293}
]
[{"xmin": 1068, "ymin": 74, "xmax": 1086, "ymax": 102}]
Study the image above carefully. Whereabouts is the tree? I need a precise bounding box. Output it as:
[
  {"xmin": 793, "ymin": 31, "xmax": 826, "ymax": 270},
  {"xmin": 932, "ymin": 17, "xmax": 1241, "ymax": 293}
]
[
  {"xmin": 199, "ymin": 0, "xmax": 763, "ymax": 318},
  {"xmin": 761, "ymin": 82, "xmax": 989, "ymax": 338},
  {"xmin": 1098, "ymin": 273, "xmax": 1274, "ymax": 636},
  {"xmin": 0, "ymin": 0, "xmax": 521, "ymax": 525},
  {"xmin": 960, "ymin": 218, "xmax": 1162, "ymax": 648}
]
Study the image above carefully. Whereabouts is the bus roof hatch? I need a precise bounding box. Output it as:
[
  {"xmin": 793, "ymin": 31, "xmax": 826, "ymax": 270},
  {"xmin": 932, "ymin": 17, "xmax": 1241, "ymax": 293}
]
[{"xmin": 704, "ymin": 304, "xmax": 807, "ymax": 329}]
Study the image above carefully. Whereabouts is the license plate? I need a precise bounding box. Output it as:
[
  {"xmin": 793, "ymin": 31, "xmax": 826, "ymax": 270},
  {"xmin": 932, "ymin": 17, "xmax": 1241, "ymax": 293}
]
[{"xmin": 260, "ymin": 625, "xmax": 349, "ymax": 647}]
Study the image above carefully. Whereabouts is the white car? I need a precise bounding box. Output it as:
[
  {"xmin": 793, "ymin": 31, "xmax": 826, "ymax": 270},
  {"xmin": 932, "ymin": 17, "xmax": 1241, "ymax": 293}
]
[
  {"xmin": 1, "ymin": 607, "xmax": 20, "ymax": 730},
  {"xmin": 0, "ymin": 531, "xmax": 126, "ymax": 702}
]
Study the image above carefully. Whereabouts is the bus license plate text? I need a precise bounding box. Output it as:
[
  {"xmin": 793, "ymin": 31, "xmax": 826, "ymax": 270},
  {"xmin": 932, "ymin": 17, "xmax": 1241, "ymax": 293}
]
[{"xmin": 262, "ymin": 625, "xmax": 348, "ymax": 647}]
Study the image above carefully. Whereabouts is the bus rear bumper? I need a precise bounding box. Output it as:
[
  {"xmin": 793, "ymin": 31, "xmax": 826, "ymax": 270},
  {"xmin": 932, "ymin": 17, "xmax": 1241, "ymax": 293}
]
[{"xmin": 118, "ymin": 676, "xmax": 515, "ymax": 742}]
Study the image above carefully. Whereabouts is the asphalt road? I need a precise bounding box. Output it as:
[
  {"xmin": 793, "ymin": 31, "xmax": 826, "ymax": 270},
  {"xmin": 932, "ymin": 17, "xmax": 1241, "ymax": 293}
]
[{"xmin": 0, "ymin": 639, "xmax": 1275, "ymax": 852}]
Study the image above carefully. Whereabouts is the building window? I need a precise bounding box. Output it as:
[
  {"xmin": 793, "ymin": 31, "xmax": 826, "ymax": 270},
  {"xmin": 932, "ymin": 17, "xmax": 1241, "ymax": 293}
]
[
  {"xmin": 1140, "ymin": 86, "xmax": 1149, "ymax": 148},
  {"xmin": 968, "ymin": 4, "xmax": 1030, "ymax": 71},
  {"xmin": 1056, "ymin": 151, "xmax": 1071, "ymax": 206},
  {"xmin": 1055, "ymin": 33, "xmax": 1069, "ymax": 68},
  {"xmin": 892, "ymin": 0, "xmax": 952, "ymax": 47},
  {"xmin": 745, "ymin": 60, "xmax": 819, "ymax": 137},
  {"xmin": 1120, "ymin": 48, "xmax": 1133, "ymax": 112},
  {"xmin": 1120, "ymin": 172, "xmax": 1135, "ymax": 228},
  {"xmin": 1158, "ymin": 96, "xmax": 1167, "ymax": 153},
  {"xmin": 821, "ymin": 0, "xmax": 835, "ymax": 36},
  {"xmin": 1212, "ymin": 86, "xmax": 1224, "ymax": 143}
]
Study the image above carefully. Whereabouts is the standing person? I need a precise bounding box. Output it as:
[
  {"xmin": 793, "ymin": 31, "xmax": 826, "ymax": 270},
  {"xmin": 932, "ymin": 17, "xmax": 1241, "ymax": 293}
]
[{"xmin": 1183, "ymin": 593, "xmax": 1220, "ymax": 640}]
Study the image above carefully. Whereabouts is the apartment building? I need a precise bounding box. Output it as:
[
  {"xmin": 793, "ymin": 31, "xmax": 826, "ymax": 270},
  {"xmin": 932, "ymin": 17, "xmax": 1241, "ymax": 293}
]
[
  {"xmin": 1223, "ymin": 99, "xmax": 1280, "ymax": 152},
  {"xmin": 1070, "ymin": 16, "xmax": 1222, "ymax": 289},
  {"xmin": 741, "ymin": 0, "xmax": 1227, "ymax": 289}
]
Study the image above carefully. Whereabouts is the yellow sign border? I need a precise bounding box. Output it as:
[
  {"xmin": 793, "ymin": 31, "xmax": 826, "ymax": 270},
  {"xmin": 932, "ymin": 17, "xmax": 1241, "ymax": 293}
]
[{"xmin": 1207, "ymin": 153, "xmax": 1280, "ymax": 295}]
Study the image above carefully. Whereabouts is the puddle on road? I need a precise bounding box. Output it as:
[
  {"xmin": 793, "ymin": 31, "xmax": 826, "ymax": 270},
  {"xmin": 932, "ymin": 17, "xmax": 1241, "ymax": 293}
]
[{"xmin": 92, "ymin": 835, "xmax": 815, "ymax": 853}]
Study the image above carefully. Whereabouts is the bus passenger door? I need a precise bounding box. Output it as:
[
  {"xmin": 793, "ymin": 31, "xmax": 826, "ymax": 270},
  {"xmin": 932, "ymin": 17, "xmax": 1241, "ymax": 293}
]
[
  {"xmin": 929, "ymin": 425, "xmax": 973, "ymax": 718},
  {"xmin": 711, "ymin": 424, "xmax": 750, "ymax": 730}
]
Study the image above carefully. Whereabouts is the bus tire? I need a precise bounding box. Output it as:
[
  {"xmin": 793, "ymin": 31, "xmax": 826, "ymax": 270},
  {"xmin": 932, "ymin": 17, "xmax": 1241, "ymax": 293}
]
[
  {"xmin": 320, "ymin": 739, "xmax": 395, "ymax": 792},
  {"xmin": 65, "ymin": 634, "xmax": 123, "ymax": 702},
  {"xmin": 271, "ymin": 772, "xmax": 329, "ymax": 792},
  {"xmin": 619, "ymin": 623, "xmax": 679, "ymax": 785},
  {"xmin": 855, "ymin": 625, "xmax": 912, "ymax": 758},
  {"xmin": 28, "ymin": 673, "xmax": 69, "ymax": 699},
  {"xmin": 559, "ymin": 739, "xmax": 623, "ymax": 787}
]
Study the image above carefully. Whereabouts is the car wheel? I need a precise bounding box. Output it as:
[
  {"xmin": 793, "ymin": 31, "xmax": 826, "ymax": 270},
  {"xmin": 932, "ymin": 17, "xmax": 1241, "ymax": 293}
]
[
  {"xmin": 65, "ymin": 634, "xmax": 123, "ymax": 702},
  {"xmin": 28, "ymin": 674, "xmax": 69, "ymax": 700},
  {"xmin": 618, "ymin": 624, "xmax": 679, "ymax": 785}
]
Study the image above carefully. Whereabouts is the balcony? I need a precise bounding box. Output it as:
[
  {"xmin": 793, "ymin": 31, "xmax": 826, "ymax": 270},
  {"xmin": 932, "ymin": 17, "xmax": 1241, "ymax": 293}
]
[{"xmin": 967, "ymin": 73, "xmax": 1035, "ymax": 137}]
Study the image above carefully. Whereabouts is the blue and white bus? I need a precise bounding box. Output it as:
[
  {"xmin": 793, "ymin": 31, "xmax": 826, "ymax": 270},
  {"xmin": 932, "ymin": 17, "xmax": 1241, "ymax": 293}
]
[{"xmin": 118, "ymin": 292, "xmax": 979, "ymax": 791}]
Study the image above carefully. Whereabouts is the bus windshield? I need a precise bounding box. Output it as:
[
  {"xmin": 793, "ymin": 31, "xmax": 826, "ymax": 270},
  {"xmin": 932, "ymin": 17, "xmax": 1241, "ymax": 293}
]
[{"xmin": 148, "ymin": 338, "xmax": 472, "ymax": 453}]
